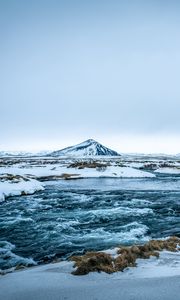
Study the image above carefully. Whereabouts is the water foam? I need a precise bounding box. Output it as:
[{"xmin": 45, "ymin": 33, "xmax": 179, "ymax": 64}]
[{"xmin": 0, "ymin": 240, "xmax": 36, "ymax": 270}]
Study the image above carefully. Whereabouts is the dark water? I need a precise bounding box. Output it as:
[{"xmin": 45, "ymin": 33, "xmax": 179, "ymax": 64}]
[{"xmin": 0, "ymin": 175, "xmax": 180, "ymax": 270}]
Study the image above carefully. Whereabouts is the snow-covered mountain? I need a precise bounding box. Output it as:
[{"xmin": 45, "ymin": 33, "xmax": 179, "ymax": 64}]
[
  {"xmin": 0, "ymin": 151, "xmax": 33, "ymax": 157},
  {"xmin": 0, "ymin": 150, "xmax": 52, "ymax": 158},
  {"xmin": 50, "ymin": 139, "xmax": 120, "ymax": 157}
]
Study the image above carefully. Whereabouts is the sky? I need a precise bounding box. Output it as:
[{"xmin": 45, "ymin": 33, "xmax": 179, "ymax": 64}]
[{"xmin": 1, "ymin": 0, "xmax": 180, "ymax": 154}]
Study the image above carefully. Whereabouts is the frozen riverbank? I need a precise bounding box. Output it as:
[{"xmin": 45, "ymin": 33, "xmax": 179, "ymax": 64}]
[
  {"xmin": 0, "ymin": 174, "xmax": 44, "ymax": 201},
  {"xmin": 0, "ymin": 249, "xmax": 180, "ymax": 300}
]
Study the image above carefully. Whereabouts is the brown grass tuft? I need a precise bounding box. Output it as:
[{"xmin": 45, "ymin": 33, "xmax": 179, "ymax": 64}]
[
  {"xmin": 68, "ymin": 161, "xmax": 109, "ymax": 169},
  {"xmin": 70, "ymin": 252, "xmax": 114, "ymax": 275},
  {"xmin": 70, "ymin": 236, "xmax": 180, "ymax": 275}
]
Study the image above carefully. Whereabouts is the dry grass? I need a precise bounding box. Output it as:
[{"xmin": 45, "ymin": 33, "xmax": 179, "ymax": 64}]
[
  {"xmin": 140, "ymin": 163, "xmax": 158, "ymax": 170},
  {"xmin": 70, "ymin": 236, "xmax": 180, "ymax": 275},
  {"xmin": 0, "ymin": 174, "xmax": 30, "ymax": 183},
  {"xmin": 70, "ymin": 252, "xmax": 114, "ymax": 275},
  {"xmin": 67, "ymin": 161, "xmax": 109, "ymax": 169},
  {"xmin": 37, "ymin": 173, "xmax": 80, "ymax": 181}
]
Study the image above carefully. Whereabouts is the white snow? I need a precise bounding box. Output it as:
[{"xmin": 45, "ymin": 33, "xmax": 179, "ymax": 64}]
[
  {"xmin": 155, "ymin": 167, "xmax": 180, "ymax": 174},
  {"xmin": 0, "ymin": 150, "xmax": 52, "ymax": 157},
  {"xmin": 57, "ymin": 165, "xmax": 155, "ymax": 178},
  {"xmin": 0, "ymin": 165, "xmax": 155, "ymax": 179},
  {"xmin": 0, "ymin": 177, "xmax": 44, "ymax": 201},
  {"xmin": 0, "ymin": 250, "xmax": 179, "ymax": 300}
]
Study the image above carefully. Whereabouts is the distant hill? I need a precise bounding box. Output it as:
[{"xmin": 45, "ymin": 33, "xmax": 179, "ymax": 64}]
[
  {"xmin": 0, "ymin": 150, "xmax": 52, "ymax": 158},
  {"xmin": 0, "ymin": 151, "xmax": 33, "ymax": 157},
  {"xmin": 50, "ymin": 139, "xmax": 120, "ymax": 157}
]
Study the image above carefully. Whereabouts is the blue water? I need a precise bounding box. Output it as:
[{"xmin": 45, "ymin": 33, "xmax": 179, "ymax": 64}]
[{"xmin": 0, "ymin": 175, "xmax": 180, "ymax": 270}]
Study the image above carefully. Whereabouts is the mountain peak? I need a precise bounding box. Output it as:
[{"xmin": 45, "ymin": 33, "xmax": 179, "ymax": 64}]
[
  {"xmin": 84, "ymin": 139, "xmax": 97, "ymax": 143},
  {"xmin": 50, "ymin": 139, "xmax": 120, "ymax": 157}
]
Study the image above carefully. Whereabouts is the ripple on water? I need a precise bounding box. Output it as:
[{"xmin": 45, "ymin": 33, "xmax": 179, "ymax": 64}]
[
  {"xmin": 0, "ymin": 178, "xmax": 180, "ymax": 270},
  {"xmin": 0, "ymin": 241, "xmax": 36, "ymax": 270}
]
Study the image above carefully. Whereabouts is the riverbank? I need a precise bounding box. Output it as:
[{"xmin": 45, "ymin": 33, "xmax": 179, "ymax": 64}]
[{"xmin": 0, "ymin": 248, "xmax": 180, "ymax": 300}]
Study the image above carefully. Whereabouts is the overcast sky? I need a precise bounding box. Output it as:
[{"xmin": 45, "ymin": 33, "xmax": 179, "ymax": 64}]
[{"xmin": 1, "ymin": 0, "xmax": 180, "ymax": 153}]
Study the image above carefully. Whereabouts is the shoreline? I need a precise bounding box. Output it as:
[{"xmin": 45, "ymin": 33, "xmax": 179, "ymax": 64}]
[
  {"xmin": 1, "ymin": 236, "xmax": 179, "ymax": 275},
  {"xmin": 0, "ymin": 238, "xmax": 180, "ymax": 300},
  {"xmin": 0, "ymin": 251, "xmax": 180, "ymax": 300}
]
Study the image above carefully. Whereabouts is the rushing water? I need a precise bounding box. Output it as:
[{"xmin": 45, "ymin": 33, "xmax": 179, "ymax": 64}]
[{"xmin": 0, "ymin": 175, "xmax": 180, "ymax": 270}]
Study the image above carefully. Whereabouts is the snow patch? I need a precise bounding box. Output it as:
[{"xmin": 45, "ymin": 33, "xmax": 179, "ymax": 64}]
[
  {"xmin": 155, "ymin": 167, "xmax": 180, "ymax": 174},
  {"xmin": 0, "ymin": 175, "xmax": 44, "ymax": 201}
]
